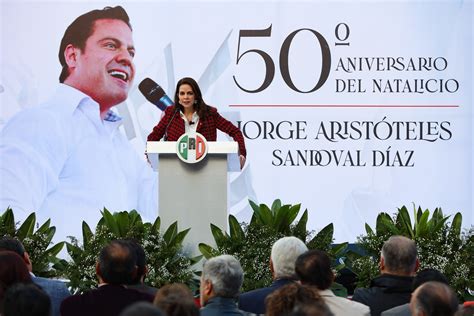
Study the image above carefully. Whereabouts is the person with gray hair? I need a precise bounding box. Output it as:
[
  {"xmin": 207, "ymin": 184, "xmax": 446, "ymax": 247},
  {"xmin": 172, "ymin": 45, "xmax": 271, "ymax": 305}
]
[
  {"xmin": 239, "ymin": 236, "xmax": 308, "ymax": 315},
  {"xmin": 200, "ymin": 254, "xmax": 246, "ymax": 316},
  {"xmin": 410, "ymin": 281, "xmax": 459, "ymax": 316},
  {"xmin": 352, "ymin": 236, "xmax": 420, "ymax": 316}
]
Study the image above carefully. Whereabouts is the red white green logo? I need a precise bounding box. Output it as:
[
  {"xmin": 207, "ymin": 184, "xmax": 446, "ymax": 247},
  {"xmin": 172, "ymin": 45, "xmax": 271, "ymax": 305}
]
[{"xmin": 176, "ymin": 132, "xmax": 208, "ymax": 163}]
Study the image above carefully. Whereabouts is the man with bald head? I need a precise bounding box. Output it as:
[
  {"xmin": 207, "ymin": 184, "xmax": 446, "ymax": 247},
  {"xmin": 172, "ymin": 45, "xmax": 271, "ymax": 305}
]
[
  {"xmin": 60, "ymin": 240, "xmax": 153, "ymax": 316},
  {"xmin": 352, "ymin": 235, "xmax": 420, "ymax": 316},
  {"xmin": 410, "ymin": 281, "xmax": 458, "ymax": 316}
]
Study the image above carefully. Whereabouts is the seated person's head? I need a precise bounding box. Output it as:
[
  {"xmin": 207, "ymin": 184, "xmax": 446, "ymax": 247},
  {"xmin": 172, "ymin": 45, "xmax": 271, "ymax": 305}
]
[
  {"xmin": 271, "ymin": 236, "xmax": 308, "ymax": 280},
  {"xmin": 96, "ymin": 240, "xmax": 137, "ymax": 285},
  {"xmin": 410, "ymin": 281, "xmax": 459, "ymax": 316},
  {"xmin": 265, "ymin": 283, "xmax": 328, "ymax": 316},
  {"xmin": 153, "ymin": 283, "xmax": 198, "ymax": 316},
  {"xmin": 2, "ymin": 283, "xmax": 51, "ymax": 316},
  {"xmin": 380, "ymin": 235, "xmax": 419, "ymax": 276},
  {"xmin": 119, "ymin": 302, "xmax": 164, "ymax": 316},
  {"xmin": 200, "ymin": 255, "xmax": 243, "ymax": 306},
  {"xmin": 295, "ymin": 249, "xmax": 333, "ymax": 290},
  {"xmin": 0, "ymin": 251, "xmax": 32, "ymax": 301}
]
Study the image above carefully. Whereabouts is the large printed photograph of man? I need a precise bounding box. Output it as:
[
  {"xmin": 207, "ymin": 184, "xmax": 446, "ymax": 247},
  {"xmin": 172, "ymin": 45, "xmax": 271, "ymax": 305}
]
[{"xmin": 0, "ymin": 6, "xmax": 157, "ymax": 242}]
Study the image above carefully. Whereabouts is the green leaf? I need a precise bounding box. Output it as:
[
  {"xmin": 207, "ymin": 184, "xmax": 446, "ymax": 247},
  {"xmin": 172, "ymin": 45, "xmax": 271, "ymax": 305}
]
[
  {"xmin": 229, "ymin": 215, "xmax": 244, "ymax": 241},
  {"xmin": 66, "ymin": 242, "xmax": 83, "ymax": 260},
  {"xmin": 1, "ymin": 208, "xmax": 16, "ymax": 235},
  {"xmin": 44, "ymin": 242, "xmax": 65, "ymax": 257},
  {"xmin": 449, "ymin": 212, "xmax": 462, "ymax": 239},
  {"xmin": 36, "ymin": 219, "xmax": 51, "ymax": 234},
  {"xmin": 415, "ymin": 210, "xmax": 430, "ymax": 238},
  {"xmin": 152, "ymin": 217, "xmax": 161, "ymax": 233},
  {"xmin": 43, "ymin": 226, "xmax": 56, "ymax": 245},
  {"xmin": 101, "ymin": 208, "xmax": 119, "ymax": 235},
  {"xmin": 198, "ymin": 243, "xmax": 216, "ymax": 259},
  {"xmin": 254, "ymin": 203, "xmax": 273, "ymax": 226},
  {"xmin": 17, "ymin": 213, "xmax": 36, "ymax": 240},
  {"xmin": 397, "ymin": 206, "xmax": 414, "ymax": 239},
  {"xmin": 308, "ymin": 223, "xmax": 334, "ymax": 249},
  {"xmin": 82, "ymin": 222, "xmax": 93, "ymax": 249},
  {"xmin": 365, "ymin": 223, "xmax": 374, "ymax": 235},
  {"xmin": 293, "ymin": 209, "xmax": 308, "ymax": 240},
  {"xmin": 114, "ymin": 211, "xmax": 130, "ymax": 237},
  {"xmin": 376, "ymin": 213, "xmax": 398, "ymax": 236},
  {"xmin": 210, "ymin": 224, "xmax": 227, "ymax": 248},
  {"xmin": 274, "ymin": 204, "xmax": 291, "ymax": 233},
  {"xmin": 270, "ymin": 199, "xmax": 282, "ymax": 214},
  {"xmin": 171, "ymin": 228, "xmax": 190, "ymax": 246},
  {"xmin": 163, "ymin": 221, "xmax": 178, "ymax": 244},
  {"xmin": 329, "ymin": 242, "xmax": 348, "ymax": 258}
]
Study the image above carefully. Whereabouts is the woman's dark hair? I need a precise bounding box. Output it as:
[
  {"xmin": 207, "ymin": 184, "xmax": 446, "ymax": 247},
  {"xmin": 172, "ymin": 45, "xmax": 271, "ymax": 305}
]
[
  {"xmin": 173, "ymin": 77, "xmax": 209, "ymax": 119},
  {"xmin": 0, "ymin": 251, "xmax": 33, "ymax": 303},
  {"xmin": 58, "ymin": 6, "xmax": 131, "ymax": 83}
]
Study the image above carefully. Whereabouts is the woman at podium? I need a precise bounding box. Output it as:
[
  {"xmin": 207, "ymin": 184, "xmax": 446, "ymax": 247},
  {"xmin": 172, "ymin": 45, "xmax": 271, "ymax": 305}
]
[{"xmin": 147, "ymin": 77, "xmax": 246, "ymax": 168}]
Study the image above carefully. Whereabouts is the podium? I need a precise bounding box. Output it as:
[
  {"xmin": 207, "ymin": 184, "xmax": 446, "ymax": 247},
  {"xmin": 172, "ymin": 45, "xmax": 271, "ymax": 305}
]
[{"xmin": 146, "ymin": 141, "xmax": 239, "ymax": 256}]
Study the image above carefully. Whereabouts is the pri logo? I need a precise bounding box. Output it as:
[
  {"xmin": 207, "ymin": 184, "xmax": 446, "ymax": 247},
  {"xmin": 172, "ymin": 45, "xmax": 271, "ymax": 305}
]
[{"xmin": 176, "ymin": 132, "xmax": 208, "ymax": 163}]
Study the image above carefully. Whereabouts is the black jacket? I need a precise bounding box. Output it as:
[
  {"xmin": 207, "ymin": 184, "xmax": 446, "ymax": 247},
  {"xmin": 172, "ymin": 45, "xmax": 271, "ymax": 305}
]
[{"xmin": 352, "ymin": 274, "xmax": 413, "ymax": 316}]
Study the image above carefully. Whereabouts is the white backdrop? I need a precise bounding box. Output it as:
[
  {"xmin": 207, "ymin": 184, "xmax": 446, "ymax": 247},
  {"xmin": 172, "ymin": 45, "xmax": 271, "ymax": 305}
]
[{"xmin": 1, "ymin": 0, "xmax": 472, "ymax": 242}]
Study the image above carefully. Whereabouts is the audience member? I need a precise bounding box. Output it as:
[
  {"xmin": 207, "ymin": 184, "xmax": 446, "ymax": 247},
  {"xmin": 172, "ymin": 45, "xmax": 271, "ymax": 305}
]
[
  {"xmin": 352, "ymin": 236, "xmax": 419, "ymax": 316},
  {"xmin": 0, "ymin": 251, "xmax": 32, "ymax": 300},
  {"xmin": 295, "ymin": 249, "xmax": 370, "ymax": 316},
  {"xmin": 126, "ymin": 240, "xmax": 158, "ymax": 296},
  {"xmin": 382, "ymin": 268, "xmax": 450, "ymax": 316},
  {"xmin": 410, "ymin": 281, "xmax": 459, "ymax": 316},
  {"xmin": 0, "ymin": 237, "xmax": 70, "ymax": 316},
  {"xmin": 2, "ymin": 282, "xmax": 51, "ymax": 316},
  {"xmin": 119, "ymin": 302, "xmax": 164, "ymax": 316},
  {"xmin": 60, "ymin": 240, "xmax": 153, "ymax": 316},
  {"xmin": 265, "ymin": 283, "xmax": 330, "ymax": 316},
  {"xmin": 239, "ymin": 236, "xmax": 308, "ymax": 314},
  {"xmin": 289, "ymin": 302, "xmax": 335, "ymax": 316},
  {"xmin": 200, "ymin": 254, "xmax": 246, "ymax": 315},
  {"xmin": 154, "ymin": 283, "xmax": 199, "ymax": 316}
]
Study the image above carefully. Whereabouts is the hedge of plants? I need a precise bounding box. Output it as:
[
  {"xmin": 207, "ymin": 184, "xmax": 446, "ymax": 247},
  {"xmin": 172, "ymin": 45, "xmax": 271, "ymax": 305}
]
[{"xmin": 1, "ymin": 202, "xmax": 472, "ymax": 301}]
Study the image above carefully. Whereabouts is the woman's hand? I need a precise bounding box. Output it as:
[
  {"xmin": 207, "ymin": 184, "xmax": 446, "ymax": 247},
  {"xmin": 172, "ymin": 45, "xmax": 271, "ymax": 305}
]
[{"xmin": 239, "ymin": 155, "xmax": 246, "ymax": 169}]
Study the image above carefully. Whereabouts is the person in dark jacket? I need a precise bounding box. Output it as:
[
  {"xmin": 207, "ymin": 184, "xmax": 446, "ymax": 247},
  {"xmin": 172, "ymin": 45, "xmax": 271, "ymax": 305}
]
[
  {"xmin": 352, "ymin": 236, "xmax": 419, "ymax": 316},
  {"xmin": 200, "ymin": 255, "xmax": 246, "ymax": 316},
  {"xmin": 60, "ymin": 240, "xmax": 153, "ymax": 316},
  {"xmin": 238, "ymin": 236, "xmax": 308, "ymax": 315}
]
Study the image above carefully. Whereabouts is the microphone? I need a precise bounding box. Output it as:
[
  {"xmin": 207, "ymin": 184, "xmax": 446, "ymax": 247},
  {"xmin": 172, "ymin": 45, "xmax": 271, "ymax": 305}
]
[{"xmin": 139, "ymin": 78, "xmax": 173, "ymax": 111}]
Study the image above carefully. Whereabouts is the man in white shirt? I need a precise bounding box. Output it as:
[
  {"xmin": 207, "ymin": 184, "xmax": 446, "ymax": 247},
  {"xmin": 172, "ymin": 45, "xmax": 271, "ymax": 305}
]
[
  {"xmin": 295, "ymin": 249, "xmax": 370, "ymax": 316},
  {"xmin": 0, "ymin": 6, "xmax": 157, "ymax": 241}
]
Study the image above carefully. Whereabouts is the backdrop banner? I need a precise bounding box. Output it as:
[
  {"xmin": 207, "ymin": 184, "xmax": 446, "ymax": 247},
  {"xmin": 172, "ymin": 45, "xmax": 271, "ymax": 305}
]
[{"xmin": 1, "ymin": 1, "xmax": 472, "ymax": 242}]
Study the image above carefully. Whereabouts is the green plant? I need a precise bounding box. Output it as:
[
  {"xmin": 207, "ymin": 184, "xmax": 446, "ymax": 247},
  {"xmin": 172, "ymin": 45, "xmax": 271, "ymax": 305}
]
[
  {"xmin": 199, "ymin": 199, "xmax": 347, "ymax": 292},
  {"xmin": 353, "ymin": 205, "xmax": 473, "ymax": 301},
  {"xmin": 63, "ymin": 209, "xmax": 199, "ymax": 294},
  {"xmin": 0, "ymin": 208, "xmax": 64, "ymax": 278}
]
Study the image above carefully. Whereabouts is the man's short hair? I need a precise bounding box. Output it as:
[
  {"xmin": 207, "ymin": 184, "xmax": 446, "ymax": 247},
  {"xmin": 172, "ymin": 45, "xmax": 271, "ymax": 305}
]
[
  {"xmin": 202, "ymin": 255, "xmax": 243, "ymax": 298},
  {"xmin": 381, "ymin": 235, "xmax": 417, "ymax": 274},
  {"xmin": 412, "ymin": 268, "xmax": 449, "ymax": 290},
  {"xmin": 295, "ymin": 250, "xmax": 333, "ymax": 290},
  {"xmin": 0, "ymin": 237, "xmax": 25, "ymax": 257},
  {"xmin": 2, "ymin": 283, "xmax": 51, "ymax": 316},
  {"xmin": 127, "ymin": 240, "xmax": 147, "ymax": 284},
  {"xmin": 271, "ymin": 236, "xmax": 308, "ymax": 279},
  {"xmin": 98, "ymin": 239, "xmax": 137, "ymax": 285},
  {"xmin": 58, "ymin": 6, "xmax": 131, "ymax": 83},
  {"xmin": 412, "ymin": 281, "xmax": 458, "ymax": 316}
]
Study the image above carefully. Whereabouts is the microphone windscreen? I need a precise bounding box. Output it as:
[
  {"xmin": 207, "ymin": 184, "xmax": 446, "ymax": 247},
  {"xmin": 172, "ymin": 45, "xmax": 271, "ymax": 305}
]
[{"xmin": 139, "ymin": 78, "xmax": 166, "ymax": 103}]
